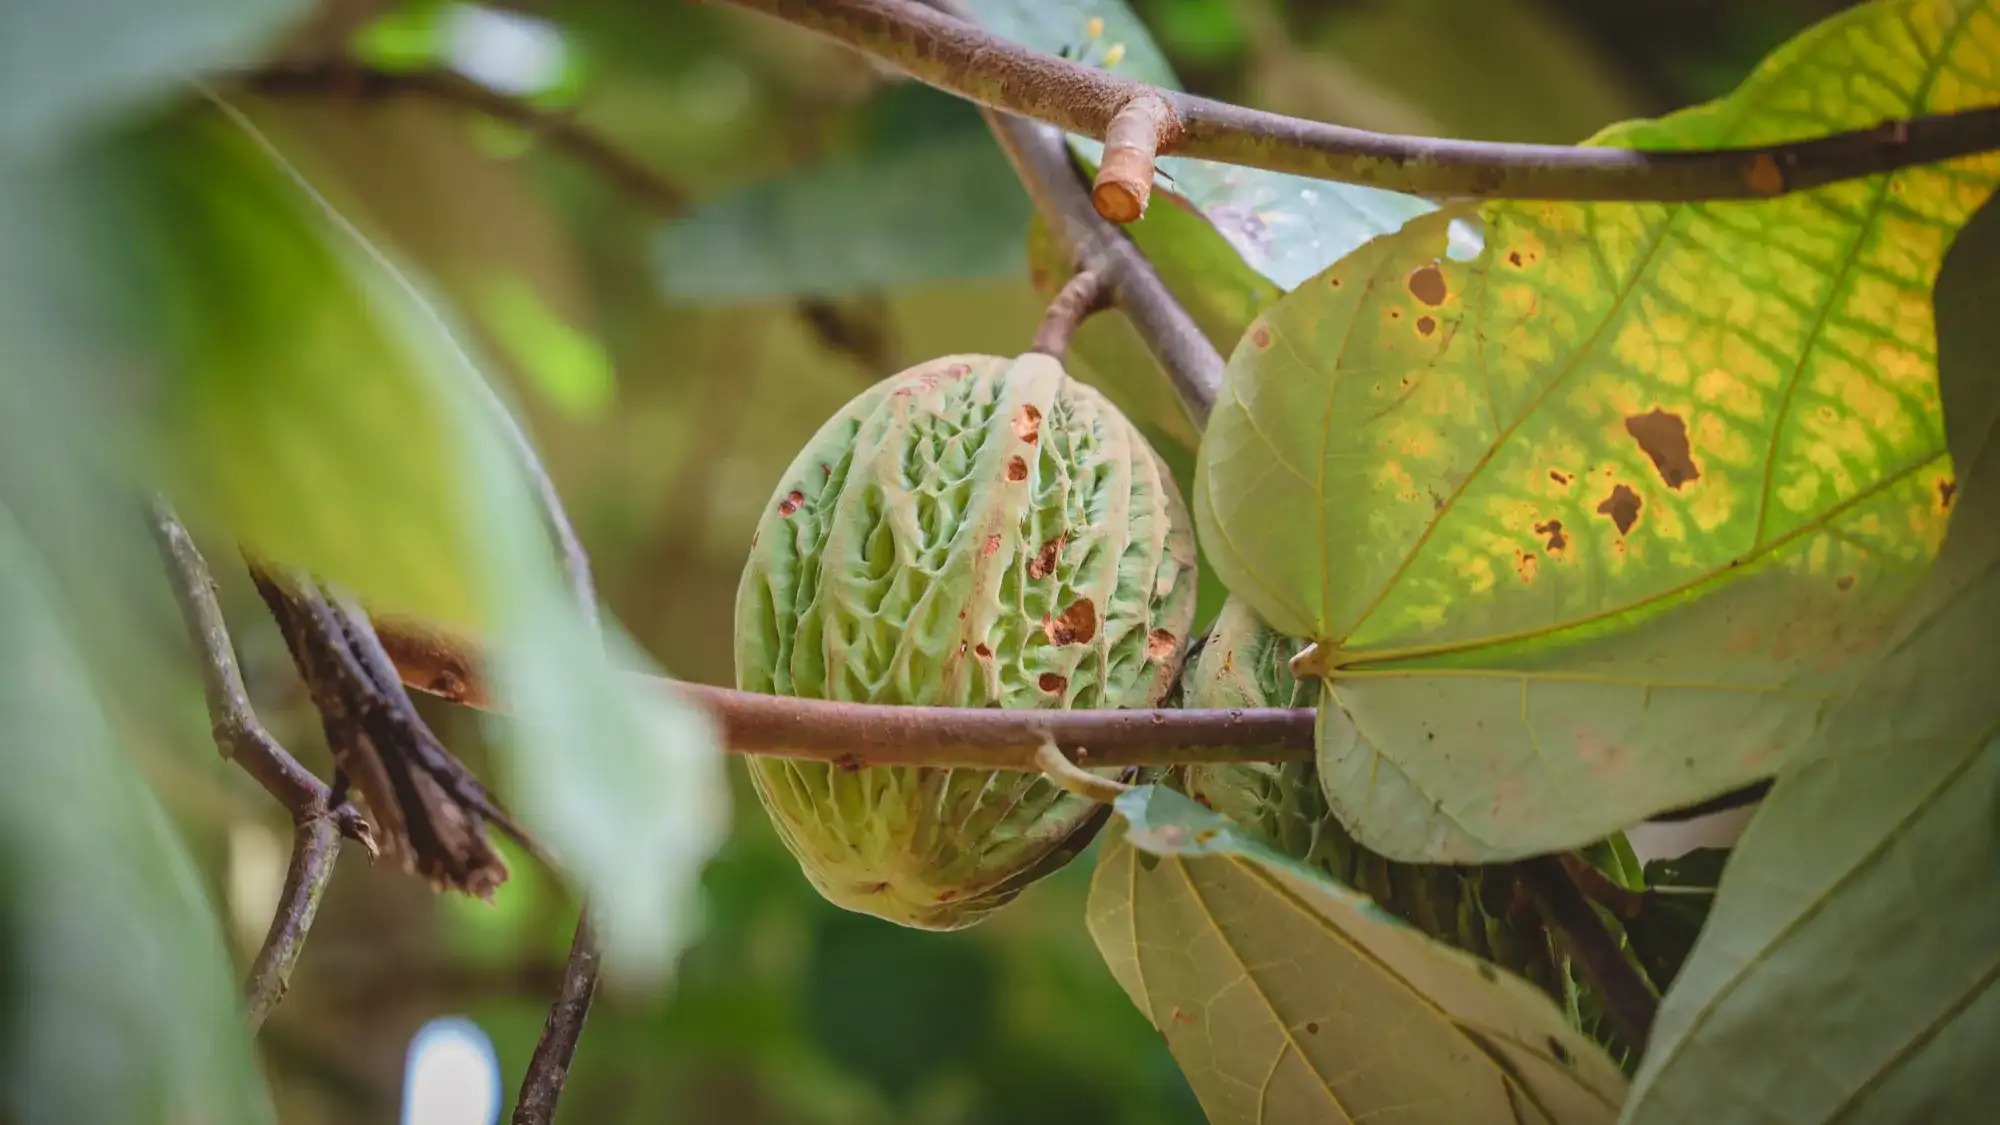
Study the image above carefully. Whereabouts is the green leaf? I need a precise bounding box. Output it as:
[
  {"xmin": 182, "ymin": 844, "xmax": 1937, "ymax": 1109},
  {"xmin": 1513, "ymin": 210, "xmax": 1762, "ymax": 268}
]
[
  {"xmin": 1620, "ymin": 155, "xmax": 2000, "ymax": 1125},
  {"xmin": 0, "ymin": 0, "xmax": 304, "ymax": 156},
  {"xmin": 655, "ymin": 128, "xmax": 1030, "ymax": 300},
  {"xmin": 476, "ymin": 275, "xmax": 616, "ymax": 420},
  {"xmin": 1197, "ymin": 0, "xmax": 2000, "ymax": 861},
  {"xmin": 968, "ymin": 0, "xmax": 1431, "ymax": 290},
  {"xmin": 0, "ymin": 504, "xmax": 274, "ymax": 1125},
  {"xmin": 1086, "ymin": 785, "xmax": 1627, "ymax": 1125}
]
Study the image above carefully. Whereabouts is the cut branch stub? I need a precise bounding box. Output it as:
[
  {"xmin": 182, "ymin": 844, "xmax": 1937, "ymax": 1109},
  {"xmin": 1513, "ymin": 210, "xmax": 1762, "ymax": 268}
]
[{"xmin": 1092, "ymin": 92, "xmax": 1175, "ymax": 222}]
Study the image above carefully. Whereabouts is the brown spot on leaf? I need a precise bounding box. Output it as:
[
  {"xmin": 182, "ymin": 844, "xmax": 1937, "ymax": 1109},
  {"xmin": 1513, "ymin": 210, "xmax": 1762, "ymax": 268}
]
[
  {"xmin": 1046, "ymin": 599, "xmax": 1098, "ymax": 645},
  {"xmin": 1940, "ymin": 477, "xmax": 1958, "ymax": 509},
  {"xmin": 1625, "ymin": 409, "xmax": 1701, "ymax": 489},
  {"xmin": 1836, "ymin": 574, "xmax": 1855, "ymax": 591},
  {"xmin": 1596, "ymin": 484, "xmax": 1642, "ymax": 535},
  {"xmin": 1012, "ymin": 404, "xmax": 1042, "ymax": 444},
  {"xmin": 1305, "ymin": 1021, "xmax": 1320, "ymax": 1035},
  {"xmin": 1549, "ymin": 469, "xmax": 1572, "ymax": 486},
  {"xmin": 1328, "ymin": 276, "xmax": 1343, "ymax": 289},
  {"xmin": 1388, "ymin": 308, "xmax": 1402, "ymax": 321},
  {"xmin": 1027, "ymin": 535, "xmax": 1065, "ymax": 579},
  {"xmin": 777, "ymin": 490, "xmax": 805, "ymax": 517},
  {"xmin": 1250, "ymin": 324, "xmax": 1271, "ymax": 348},
  {"xmin": 1146, "ymin": 629, "xmax": 1176, "ymax": 660},
  {"xmin": 1506, "ymin": 250, "xmax": 1524, "ymax": 268},
  {"xmin": 982, "ymin": 534, "xmax": 1001, "ymax": 557},
  {"xmin": 1038, "ymin": 672, "xmax": 1067, "ymax": 694},
  {"xmin": 1406, "ymin": 264, "xmax": 1447, "ymax": 306},
  {"xmin": 1415, "ymin": 314, "xmax": 1437, "ymax": 337},
  {"xmin": 1006, "ymin": 457, "xmax": 1029, "ymax": 482},
  {"xmin": 1747, "ymin": 154, "xmax": 1784, "ymax": 195},
  {"xmin": 1516, "ymin": 552, "xmax": 1539, "ymax": 583},
  {"xmin": 1534, "ymin": 519, "xmax": 1568, "ymax": 552}
]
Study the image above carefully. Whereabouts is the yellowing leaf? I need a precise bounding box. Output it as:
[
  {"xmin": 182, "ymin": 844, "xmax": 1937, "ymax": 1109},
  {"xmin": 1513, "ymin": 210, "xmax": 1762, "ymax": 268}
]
[
  {"xmin": 1087, "ymin": 786, "xmax": 1627, "ymax": 1125},
  {"xmin": 1196, "ymin": 0, "xmax": 2000, "ymax": 861},
  {"xmin": 1620, "ymin": 172, "xmax": 2000, "ymax": 1125}
]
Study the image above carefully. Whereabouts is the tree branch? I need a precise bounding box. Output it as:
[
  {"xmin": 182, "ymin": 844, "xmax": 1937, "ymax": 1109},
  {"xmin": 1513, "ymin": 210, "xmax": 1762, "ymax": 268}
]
[
  {"xmin": 148, "ymin": 501, "xmax": 374, "ymax": 1031},
  {"xmin": 370, "ymin": 614, "xmax": 1313, "ymax": 768},
  {"xmin": 727, "ymin": 0, "xmax": 2000, "ymax": 204},
  {"xmin": 1514, "ymin": 855, "xmax": 1657, "ymax": 1053},
  {"xmin": 237, "ymin": 63, "xmax": 687, "ymax": 212}
]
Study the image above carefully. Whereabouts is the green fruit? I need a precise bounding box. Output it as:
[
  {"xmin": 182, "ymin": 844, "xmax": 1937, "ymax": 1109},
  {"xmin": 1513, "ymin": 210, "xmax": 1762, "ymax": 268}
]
[
  {"xmin": 736, "ymin": 354, "xmax": 1199, "ymax": 929},
  {"xmin": 1180, "ymin": 598, "xmax": 1567, "ymax": 1000}
]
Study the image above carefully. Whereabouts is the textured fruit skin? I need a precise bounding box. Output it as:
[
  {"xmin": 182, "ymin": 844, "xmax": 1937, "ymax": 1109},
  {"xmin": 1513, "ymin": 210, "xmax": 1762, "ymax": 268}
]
[
  {"xmin": 736, "ymin": 353, "xmax": 1199, "ymax": 930},
  {"xmin": 1180, "ymin": 598, "xmax": 1570, "ymax": 1004}
]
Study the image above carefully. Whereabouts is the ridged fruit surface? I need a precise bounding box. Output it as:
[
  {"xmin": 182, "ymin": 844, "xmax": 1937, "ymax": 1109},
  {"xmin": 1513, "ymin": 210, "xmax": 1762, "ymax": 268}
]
[{"xmin": 736, "ymin": 353, "xmax": 1198, "ymax": 929}]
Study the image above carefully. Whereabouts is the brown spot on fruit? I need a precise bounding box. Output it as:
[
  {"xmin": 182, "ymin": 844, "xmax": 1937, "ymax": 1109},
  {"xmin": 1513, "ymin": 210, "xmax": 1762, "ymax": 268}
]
[
  {"xmin": 778, "ymin": 490, "xmax": 805, "ymax": 517},
  {"xmin": 1597, "ymin": 484, "xmax": 1642, "ymax": 535},
  {"xmin": 1027, "ymin": 535, "xmax": 1065, "ymax": 579},
  {"xmin": 1006, "ymin": 457, "xmax": 1029, "ymax": 482},
  {"xmin": 1836, "ymin": 574, "xmax": 1855, "ymax": 591},
  {"xmin": 1038, "ymin": 672, "xmax": 1068, "ymax": 693},
  {"xmin": 1146, "ymin": 629, "xmax": 1176, "ymax": 660},
  {"xmin": 833, "ymin": 753, "xmax": 863, "ymax": 772},
  {"xmin": 1250, "ymin": 324, "xmax": 1271, "ymax": 348},
  {"xmin": 1012, "ymin": 404, "xmax": 1042, "ymax": 444},
  {"xmin": 1406, "ymin": 264, "xmax": 1447, "ymax": 306},
  {"xmin": 821, "ymin": 463, "xmax": 832, "ymax": 478},
  {"xmin": 1415, "ymin": 314, "xmax": 1437, "ymax": 337},
  {"xmin": 1624, "ymin": 409, "xmax": 1701, "ymax": 489},
  {"xmin": 1046, "ymin": 599, "xmax": 1098, "ymax": 645},
  {"xmin": 1940, "ymin": 477, "xmax": 1958, "ymax": 509},
  {"xmin": 982, "ymin": 535, "xmax": 1001, "ymax": 557},
  {"xmin": 1534, "ymin": 519, "xmax": 1568, "ymax": 552}
]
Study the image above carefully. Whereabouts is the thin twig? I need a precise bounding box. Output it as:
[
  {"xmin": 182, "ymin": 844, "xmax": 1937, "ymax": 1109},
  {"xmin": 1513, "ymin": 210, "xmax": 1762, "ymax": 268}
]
[
  {"xmin": 237, "ymin": 64, "xmax": 687, "ymax": 212},
  {"xmin": 1029, "ymin": 263, "xmax": 1111, "ymax": 359},
  {"xmin": 512, "ymin": 912, "xmax": 603, "ymax": 1125},
  {"xmin": 245, "ymin": 814, "xmax": 345, "ymax": 1031},
  {"xmin": 986, "ymin": 110, "xmax": 1223, "ymax": 422},
  {"xmin": 1514, "ymin": 855, "xmax": 1657, "ymax": 1052},
  {"xmin": 730, "ymin": 0, "xmax": 2000, "ymax": 203},
  {"xmin": 148, "ymin": 500, "xmax": 375, "ymax": 1032}
]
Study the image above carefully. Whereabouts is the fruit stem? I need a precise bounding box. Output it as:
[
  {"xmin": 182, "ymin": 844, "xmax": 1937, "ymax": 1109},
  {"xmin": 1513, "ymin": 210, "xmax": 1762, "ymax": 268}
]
[
  {"xmin": 1030, "ymin": 263, "xmax": 1112, "ymax": 360},
  {"xmin": 1034, "ymin": 738, "xmax": 1135, "ymax": 803}
]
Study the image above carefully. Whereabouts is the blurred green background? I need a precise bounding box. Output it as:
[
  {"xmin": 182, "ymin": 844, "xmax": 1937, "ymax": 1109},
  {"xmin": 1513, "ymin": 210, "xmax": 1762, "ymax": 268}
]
[{"xmin": 131, "ymin": 1, "xmax": 1857, "ymax": 1120}]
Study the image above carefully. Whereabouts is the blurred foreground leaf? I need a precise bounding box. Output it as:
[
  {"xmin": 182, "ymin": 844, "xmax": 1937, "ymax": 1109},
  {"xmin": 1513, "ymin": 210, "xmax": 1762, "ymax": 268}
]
[
  {"xmin": 1198, "ymin": 0, "xmax": 2000, "ymax": 862},
  {"xmin": 0, "ymin": 507, "xmax": 272, "ymax": 1125},
  {"xmin": 0, "ymin": 0, "xmax": 303, "ymax": 155},
  {"xmin": 1087, "ymin": 785, "xmax": 1626, "ymax": 1125},
  {"xmin": 127, "ymin": 101, "xmax": 728, "ymax": 980}
]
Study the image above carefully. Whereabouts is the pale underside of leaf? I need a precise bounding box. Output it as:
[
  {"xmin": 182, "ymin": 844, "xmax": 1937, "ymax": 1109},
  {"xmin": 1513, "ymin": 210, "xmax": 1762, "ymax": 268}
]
[
  {"xmin": 1196, "ymin": 0, "xmax": 2000, "ymax": 861},
  {"xmin": 1086, "ymin": 790, "xmax": 1626, "ymax": 1125}
]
